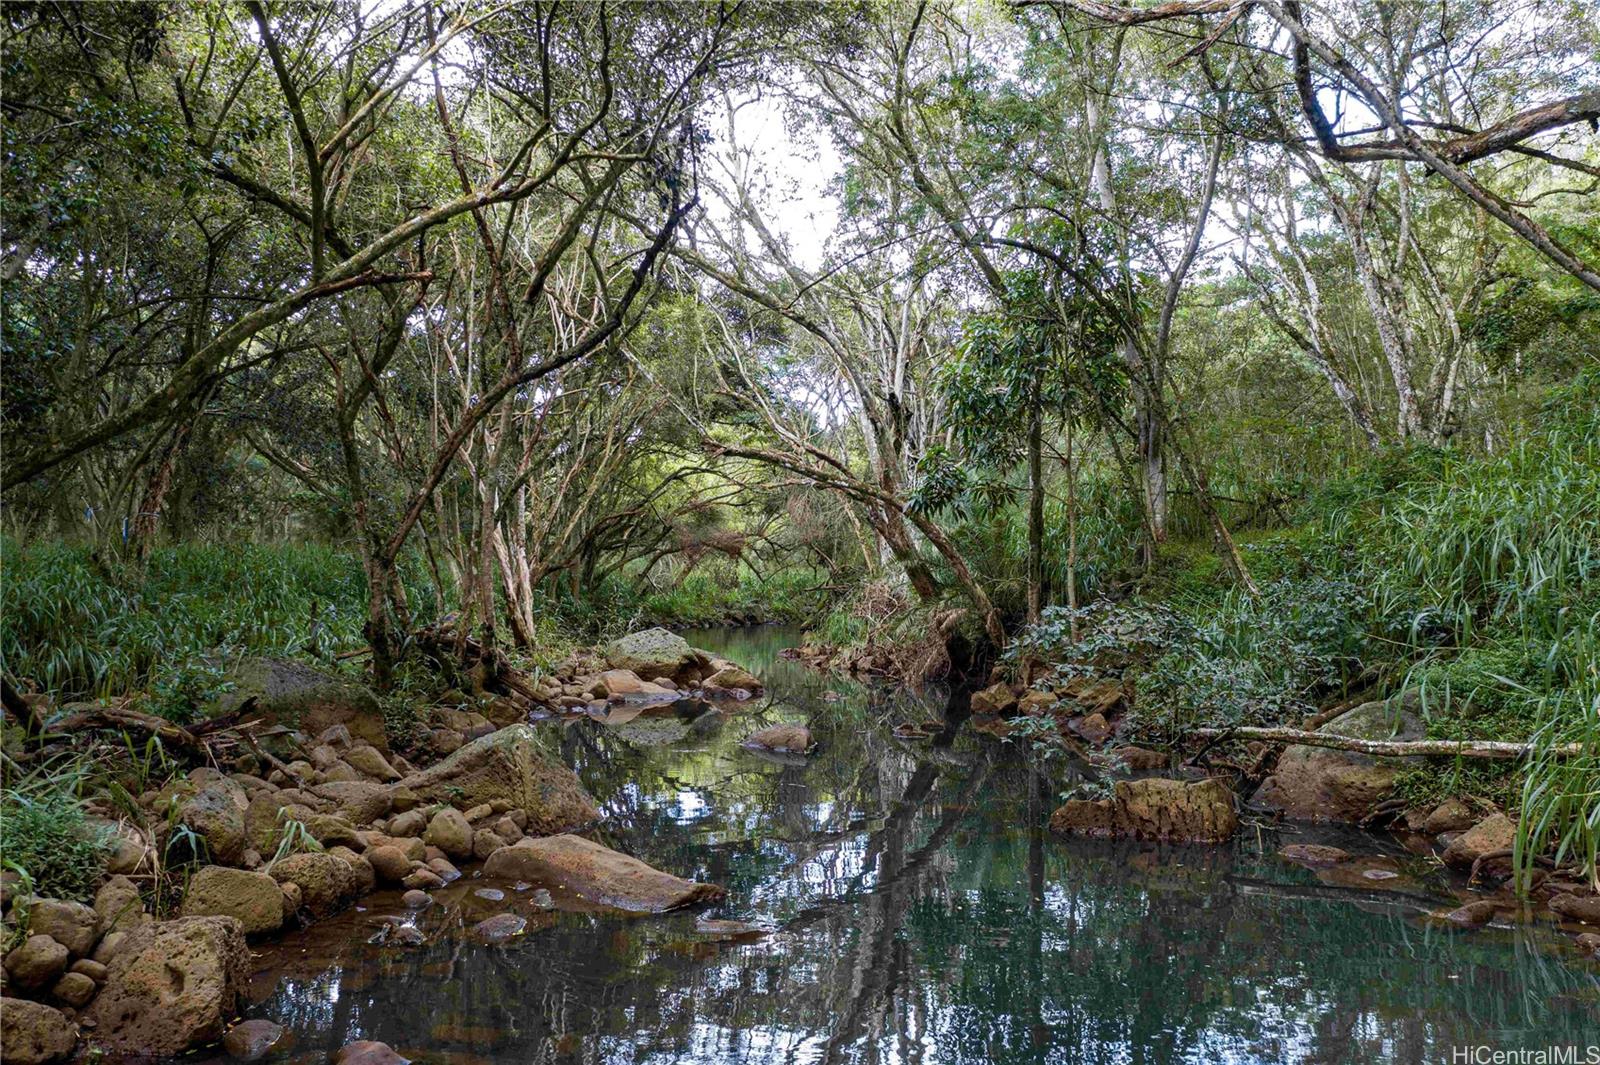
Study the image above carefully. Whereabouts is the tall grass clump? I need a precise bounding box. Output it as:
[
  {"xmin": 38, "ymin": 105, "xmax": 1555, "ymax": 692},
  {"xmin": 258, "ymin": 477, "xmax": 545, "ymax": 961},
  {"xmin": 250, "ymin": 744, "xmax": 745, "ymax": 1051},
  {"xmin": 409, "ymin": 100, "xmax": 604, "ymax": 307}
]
[
  {"xmin": 0, "ymin": 759, "xmax": 111, "ymax": 904},
  {"xmin": 0, "ymin": 539, "xmax": 437, "ymax": 704}
]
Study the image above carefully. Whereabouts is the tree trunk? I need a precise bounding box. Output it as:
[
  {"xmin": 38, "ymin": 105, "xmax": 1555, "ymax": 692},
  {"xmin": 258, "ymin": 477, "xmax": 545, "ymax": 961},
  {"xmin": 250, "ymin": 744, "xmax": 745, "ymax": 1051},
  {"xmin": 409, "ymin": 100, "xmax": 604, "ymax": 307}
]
[{"xmin": 1026, "ymin": 392, "xmax": 1045, "ymax": 625}]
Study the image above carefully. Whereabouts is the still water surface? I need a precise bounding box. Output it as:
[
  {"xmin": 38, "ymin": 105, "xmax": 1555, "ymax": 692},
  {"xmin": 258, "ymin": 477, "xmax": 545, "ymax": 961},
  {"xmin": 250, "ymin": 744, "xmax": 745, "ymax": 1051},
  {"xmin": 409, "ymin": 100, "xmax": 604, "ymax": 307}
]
[{"xmin": 235, "ymin": 626, "xmax": 1599, "ymax": 1064}]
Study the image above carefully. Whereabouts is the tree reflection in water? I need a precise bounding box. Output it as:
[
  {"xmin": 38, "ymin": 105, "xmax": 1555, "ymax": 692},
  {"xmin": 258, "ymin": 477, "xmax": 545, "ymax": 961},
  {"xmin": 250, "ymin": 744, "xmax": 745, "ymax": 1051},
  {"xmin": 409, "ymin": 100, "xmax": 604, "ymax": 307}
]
[{"xmin": 237, "ymin": 627, "xmax": 1599, "ymax": 1065}]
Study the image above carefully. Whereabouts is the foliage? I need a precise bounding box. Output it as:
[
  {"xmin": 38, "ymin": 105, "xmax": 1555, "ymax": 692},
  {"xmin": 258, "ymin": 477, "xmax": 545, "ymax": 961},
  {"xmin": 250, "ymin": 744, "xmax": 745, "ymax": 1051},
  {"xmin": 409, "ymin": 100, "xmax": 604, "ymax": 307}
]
[{"xmin": 0, "ymin": 761, "xmax": 112, "ymax": 903}]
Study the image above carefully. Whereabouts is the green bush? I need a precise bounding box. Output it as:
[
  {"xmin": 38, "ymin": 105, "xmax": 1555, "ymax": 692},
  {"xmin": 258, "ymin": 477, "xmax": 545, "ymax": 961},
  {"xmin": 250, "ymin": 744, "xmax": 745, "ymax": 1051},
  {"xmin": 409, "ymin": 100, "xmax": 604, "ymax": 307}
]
[{"xmin": 1, "ymin": 769, "xmax": 111, "ymax": 903}]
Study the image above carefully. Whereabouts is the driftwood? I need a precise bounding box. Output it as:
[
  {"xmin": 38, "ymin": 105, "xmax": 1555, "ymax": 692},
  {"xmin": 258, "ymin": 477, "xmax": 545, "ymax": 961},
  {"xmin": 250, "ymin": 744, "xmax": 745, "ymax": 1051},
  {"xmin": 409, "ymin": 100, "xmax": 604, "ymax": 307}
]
[
  {"xmin": 48, "ymin": 704, "xmax": 207, "ymax": 756},
  {"xmin": 1, "ymin": 674, "xmax": 47, "ymax": 737},
  {"xmin": 1193, "ymin": 726, "xmax": 1586, "ymax": 760}
]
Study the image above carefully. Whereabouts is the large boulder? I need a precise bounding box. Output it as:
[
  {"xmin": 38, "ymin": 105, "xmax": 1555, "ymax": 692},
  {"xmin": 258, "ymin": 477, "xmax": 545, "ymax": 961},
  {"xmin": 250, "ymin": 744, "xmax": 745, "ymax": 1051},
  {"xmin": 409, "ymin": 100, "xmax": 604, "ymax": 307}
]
[
  {"xmin": 399, "ymin": 725, "xmax": 598, "ymax": 835},
  {"xmin": 1050, "ymin": 777, "xmax": 1238, "ymax": 843},
  {"xmin": 84, "ymin": 917, "xmax": 250, "ymax": 1059},
  {"xmin": 220, "ymin": 657, "xmax": 388, "ymax": 752},
  {"xmin": 483, "ymin": 834, "xmax": 725, "ymax": 913},
  {"xmin": 1250, "ymin": 693, "xmax": 1424, "ymax": 823},
  {"xmin": 267, "ymin": 853, "xmax": 359, "ymax": 918},
  {"xmin": 1, "ymin": 998, "xmax": 77, "ymax": 1065},
  {"xmin": 180, "ymin": 866, "xmax": 284, "ymax": 935},
  {"xmin": 603, "ymin": 628, "xmax": 708, "ymax": 684}
]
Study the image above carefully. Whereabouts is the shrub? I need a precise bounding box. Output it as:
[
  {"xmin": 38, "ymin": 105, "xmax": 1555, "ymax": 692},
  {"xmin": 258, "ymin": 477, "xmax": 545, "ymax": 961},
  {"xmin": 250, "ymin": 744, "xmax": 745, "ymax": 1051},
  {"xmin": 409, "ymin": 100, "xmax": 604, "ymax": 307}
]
[{"xmin": 1, "ymin": 766, "xmax": 112, "ymax": 903}]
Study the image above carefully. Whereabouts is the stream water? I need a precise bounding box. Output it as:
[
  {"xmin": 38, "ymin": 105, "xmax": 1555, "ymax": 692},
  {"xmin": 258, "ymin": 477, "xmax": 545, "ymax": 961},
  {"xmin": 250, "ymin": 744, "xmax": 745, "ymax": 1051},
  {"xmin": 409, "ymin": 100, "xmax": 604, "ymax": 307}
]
[{"xmin": 230, "ymin": 626, "xmax": 1598, "ymax": 1065}]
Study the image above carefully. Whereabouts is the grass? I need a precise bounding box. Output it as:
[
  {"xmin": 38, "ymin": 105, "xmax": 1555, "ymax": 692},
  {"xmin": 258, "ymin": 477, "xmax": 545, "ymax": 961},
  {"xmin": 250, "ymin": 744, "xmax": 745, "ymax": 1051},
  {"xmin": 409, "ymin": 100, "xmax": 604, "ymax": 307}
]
[{"xmin": 0, "ymin": 758, "xmax": 113, "ymax": 904}]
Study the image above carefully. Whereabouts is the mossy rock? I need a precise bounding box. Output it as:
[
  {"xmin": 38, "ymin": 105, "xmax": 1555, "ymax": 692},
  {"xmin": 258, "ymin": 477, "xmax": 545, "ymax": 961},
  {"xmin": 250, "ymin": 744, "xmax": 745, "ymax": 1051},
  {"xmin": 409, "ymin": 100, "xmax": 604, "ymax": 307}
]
[{"xmin": 219, "ymin": 658, "xmax": 388, "ymax": 752}]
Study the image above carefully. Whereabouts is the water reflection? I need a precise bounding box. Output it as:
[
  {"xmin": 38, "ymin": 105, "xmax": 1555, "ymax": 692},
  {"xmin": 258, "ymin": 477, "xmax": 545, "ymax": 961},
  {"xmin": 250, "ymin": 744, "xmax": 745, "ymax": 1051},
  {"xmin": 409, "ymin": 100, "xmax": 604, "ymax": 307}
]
[{"xmin": 235, "ymin": 627, "xmax": 1599, "ymax": 1065}]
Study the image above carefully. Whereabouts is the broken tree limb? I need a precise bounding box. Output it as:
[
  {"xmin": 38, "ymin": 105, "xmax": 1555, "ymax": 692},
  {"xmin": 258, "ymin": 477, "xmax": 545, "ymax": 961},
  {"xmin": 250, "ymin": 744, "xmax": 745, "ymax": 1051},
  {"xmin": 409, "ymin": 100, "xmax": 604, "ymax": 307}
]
[{"xmin": 1192, "ymin": 726, "xmax": 1587, "ymax": 760}]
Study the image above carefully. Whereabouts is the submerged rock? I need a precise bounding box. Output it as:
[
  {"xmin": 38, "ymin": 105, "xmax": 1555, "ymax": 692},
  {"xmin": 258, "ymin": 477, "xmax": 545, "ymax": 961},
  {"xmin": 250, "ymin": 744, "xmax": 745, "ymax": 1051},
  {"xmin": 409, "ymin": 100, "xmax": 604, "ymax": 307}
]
[
  {"xmin": 84, "ymin": 916, "xmax": 250, "ymax": 1058},
  {"xmin": 1442, "ymin": 899, "xmax": 1500, "ymax": 929},
  {"xmin": 483, "ymin": 834, "xmax": 726, "ymax": 913},
  {"xmin": 399, "ymin": 725, "xmax": 599, "ymax": 835},
  {"xmin": 1277, "ymin": 843, "xmax": 1351, "ymax": 868},
  {"xmin": 1050, "ymin": 778, "xmax": 1238, "ymax": 843},
  {"xmin": 223, "ymin": 1018, "xmax": 287, "ymax": 1061},
  {"xmin": 335, "ymin": 1040, "xmax": 410, "ymax": 1065},
  {"xmin": 1250, "ymin": 693, "xmax": 1424, "ymax": 823},
  {"xmin": 742, "ymin": 724, "xmax": 812, "ymax": 754},
  {"xmin": 469, "ymin": 914, "xmax": 528, "ymax": 944}
]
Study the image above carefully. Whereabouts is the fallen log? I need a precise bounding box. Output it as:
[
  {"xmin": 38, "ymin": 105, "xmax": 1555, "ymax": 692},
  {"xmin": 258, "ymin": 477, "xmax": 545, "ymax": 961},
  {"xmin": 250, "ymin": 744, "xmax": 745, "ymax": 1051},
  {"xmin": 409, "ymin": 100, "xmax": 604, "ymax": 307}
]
[
  {"xmin": 47, "ymin": 705, "xmax": 206, "ymax": 756},
  {"xmin": 1192, "ymin": 726, "xmax": 1586, "ymax": 760}
]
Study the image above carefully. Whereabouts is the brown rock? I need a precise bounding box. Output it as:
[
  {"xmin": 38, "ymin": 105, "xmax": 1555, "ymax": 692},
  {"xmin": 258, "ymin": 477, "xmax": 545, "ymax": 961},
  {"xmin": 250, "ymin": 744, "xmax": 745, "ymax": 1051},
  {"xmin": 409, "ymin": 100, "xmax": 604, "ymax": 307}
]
[
  {"xmin": 401, "ymin": 890, "xmax": 432, "ymax": 909},
  {"xmin": 268, "ymin": 853, "xmax": 358, "ymax": 917},
  {"xmin": 425, "ymin": 857, "xmax": 461, "ymax": 883},
  {"xmin": 344, "ymin": 745, "xmax": 401, "ymax": 783},
  {"xmin": 1443, "ymin": 899, "xmax": 1500, "ymax": 928},
  {"xmin": 4, "ymin": 935, "xmax": 70, "ymax": 991},
  {"xmin": 335, "ymin": 1039, "xmax": 410, "ymax": 1065},
  {"xmin": 223, "ymin": 1018, "xmax": 286, "ymax": 1061},
  {"xmin": 68, "ymin": 959, "xmax": 107, "ymax": 983},
  {"xmin": 402, "ymin": 868, "xmax": 443, "ymax": 891},
  {"xmin": 423, "ymin": 808, "xmax": 473, "ymax": 859},
  {"xmin": 93, "ymin": 876, "xmax": 150, "ymax": 937},
  {"xmin": 1017, "ymin": 689, "xmax": 1059, "ymax": 713},
  {"xmin": 1074, "ymin": 712, "xmax": 1111, "ymax": 745},
  {"xmin": 1050, "ymin": 778, "xmax": 1238, "ymax": 843},
  {"xmin": 1250, "ymin": 694, "xmax": 1423, "ymax": 823},
  {"xmin": 365, "ymin": 834, "xmax": 425, "ymax": 862},
  {"xmin": 368, "ymin": 846, "xmax": 412, "ymax": 884},
  {"xmin": 176, "ymin": 783, "xmax": 249, "ymax": 866},
  {"xmin": 969, "ymin": 682, "xmax": 1017, "ymax": 715},
  {"xmin": 90, "ymin": 933, "xmax": 127, "ymax": 966},
  {"xmin": 27, "ymin": 899, "xmax": 99, "ymax": 957},
  {"xmin": 309, "ymin": 781, "xmax": 393, "ymax": 825},
  {"xmin": 483, "ymin": 834, "xmax": 725, "ymax": 913},
  {"xmin": 399, "ymin": 725, "xmax": 598, "ymax": 835},
  {"xmin": 492, "ymin": 816, "xmax": 522, "ymax": 843},
  {"xmin": 181, "ymin": 867, "xmax": 284, "ymax": 935},
  {"xmin": 597, "ymin": 669, "xmax": 672, "ymax": 698},
  {"xmin": 279, "ymin": 882, "xmax": 302, "ymax": 918},
  {"xmin": 1441, "ymin": 813, "xmax": 1517, "ymax": 870},
  {"xmin": 1, "ymin": 997, "xmax": 77, "ymax": 1065},
  {"xmin": 84, "ymin": 917, "xmax": 250, "ymax": 1058},
  {"xmin": 472, "ymin": 829, "xmax": 506, "ymax": 861},
  {"xmin": 704, "ymin": 663, "xmax": 761, "ymax": 692},
  {"xmin": 305, "ymin": 814, "xmax": 363, "ymax": 850},
  {"xmin": 219, "ymin": 657, "xmax": 388, "ymax": 752},
  {"xmin": 387, "ymin": 809, "xmax": 427, "ymax": 838},
  {"xmin": 327, "ymin": 846, "xmax": 376, "ymax": 896},
  {"xmin": 742, "ymin": 724, "xmax": 812, "ymax": 754},
  {"xmin": 1111, "ymin": 746, "xmax": 1167, "ymax": 771},
  {"xmin": 1277, "ymin": 843, "xmax": 1351, "ymax": 867},
  {"xmin": 1550, "ymin": 892, "xmax": 1600, "ymax": 926},
  {"xmin": 50, "ymin": 971, "xmax": 96, "ymax": 1008},
  {"xmin": 469, "ymin": 913, "xmax": 528, "ymax": 944},
  {"xmin": 1422, "ymin": 798, "xmax": 1477, "ymax": 835}
]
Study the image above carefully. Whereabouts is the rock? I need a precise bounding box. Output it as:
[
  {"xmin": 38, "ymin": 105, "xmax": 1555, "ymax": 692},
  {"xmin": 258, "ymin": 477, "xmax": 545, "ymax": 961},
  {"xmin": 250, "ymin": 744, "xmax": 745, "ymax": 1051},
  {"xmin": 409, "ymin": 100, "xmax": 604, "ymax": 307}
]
[
  {"xmin": 423, "ymin": 808, "xmax": 473, "ymax": 859},
  {"xmin": 84, "ymin": 916, "xmax": 250, "ymax": 1058},
  {"xmin": 344, "ymin": 745, "xmax": 401, "ymax": 783},
  {"xmin": 1111, "ymin": 746, "xmax": 1167, "ymax": 771},
  {"xmin": 1, "ymin": 997, "xmax": 77, "ymax": 1065},
  {"xmin": 969, "ymin": 682, "xmax": 1017, "ymax": 715},
  {"xmin": 483, "ymin": 834, "xmax": 726, "ymax": 913},
  {"xmin": 93, "ymin": 876, "xmax": 149, "ymax": 937},
  {"xmin": 90, "ymin": 933, "xmax": 128, "ymax": 966},
  {"xmin": 335, "ymin": 1039, "xmax": 409, "ymax": 1065},
  {"xmin": 321, "ymin": 763, "xmax": 362, "ymax": 783},
  {"xmin": 68, "ymin": 959, "xmax": 106, "ymax": 983},
  {"xmin": 1422, "ymin": 798, "xmax": 1477, "ymax": 835},
  {"xmin": 1550, "ymin": 892, "xmax": 1600, "ymax": 926},
  {"xmin": 742, "ymin": 724, "xmax": 812, "ymax": 754},
  {"xmin": 220, "ymin": 657, "xmax": 389, "ymax": 752},
  {"xmin": 50, "ymin": 971, "xmax": 96, "ymax": 1008},
  {"xmin": 402, "ymin": 868, "xmax": 443, "ymax": 891},
  {"xmin": 27, "ymin": 899, "xmax": 100, "ymax": 957},
  {"xmin": 1073, "ymin": 712, "xmax": 1111, "ymax": 745},
  {"xmin": 492, "ymin": 816, "xmax": 522, "ymax": 843},
  {"xmin": 268, "ymin": 853, "xmax": 358, "ymax": 917},
  {"xmin": 1441, "ymin": 813, "xmax": 1517, "ymax": 870},
  {"xmin": 1443, "ymin": 899, "xmax": 1500, "ymax": 928},
  {"xmin": 368, "ymin": 846, "xmax": 412, "ymax": 884},
  {"xmin": 704, "ymin": 663, "xmax": 761, "ymax": 692},
  {"xmin": 1250, "ymin": 693, "xmax": 1425, "ymax": 822},
  {"xmin": 463, "ymin": 803, "xmax": 494, "ymax": 823},
  {"xmin": 1277, "ymin": 844, "xmax": 1351, "ymax": 867},
  {"xmin": 1058, "ymin": 676, "xmax": 1127, "ymax": 714},
  {"xmin": 597, "ymin": 669, "xmax": 672, "ymax": 698},
  {"xmin": 603, "ymin": 628, "xmax": 709, "ymax": 684},
  {"xmin": 309, "ymin": 744, "xmax": 341, "ymax": 770},
  {"xmin": 399, "ymin": 725, "xmax": 599, "ymax": 835},
  {"xmin": 401, "ymin": 890, "xmax": 432, "ymax": 909},
  {"xmin": 243, "ymin": 795, "xmax": 313, "ymax": 855},
  {"xmin": 279, "ymin": 883, "xmax": 302, "ymax": 918},
  {"xmin": 366, "ymin": 834, "xmax": 425, "ymax": 862},
  {"xmin": 388, "ymin": 809, "xmax": 427, "ymax": 837},
  {"xmin": 430, "ymin": 728, "xmax": 466, "ymax": 755},
  {"xmin": 4, "ymin": 936, "xmax": 70, "ymax": 991},
  {"xmin": 223, "ymin": 1018, "xmax": 286, "ymax": 1061},
  {"xmin": 1050, "ymin": 778, "xmax": 1238, "ymax": 843},
  {"xmin": 473, "ymin": 829, "xmax": 506, "ymax": 861},
  {"xmin": 693, "ymin": 917, "xmax": 768, "ymax": 940},
  {"xmin": 469, "ymin": 914, "xmax": 528, "ymax": 944},
  {"xmin": 305, "ymin": 814, "xmax": 363, "ymax": 850},
  {"xmin": 425, "ymin": 857, "xmax": 461, "ymax": 883},
  {"xmin": 309, "ymin": 781, "xmax": 393, "ymax": 825},
  {"xmin": 1576, "ymin": 932, "xmax": 1600, "ymax": 956},
  {"xmin": 175, "ymin": 783, "xmax": 249, "ymax": 866},
  {"xmin": 181, "ymin": 867, "xmax": 284, "ymax": 935},
  {"xmin": 1017, "ymin": 689, "xmax": 1058, "ymax": 713},
  {"xmin": 328, "ymin": 846, "xmax": 375, "ymax": 895}
]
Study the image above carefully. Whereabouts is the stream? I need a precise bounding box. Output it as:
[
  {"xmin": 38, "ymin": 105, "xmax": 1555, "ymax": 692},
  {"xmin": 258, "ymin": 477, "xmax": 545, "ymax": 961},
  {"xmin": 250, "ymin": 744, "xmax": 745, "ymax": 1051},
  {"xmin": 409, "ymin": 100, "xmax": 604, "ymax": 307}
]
[{"xmin": 227, "ymin": 626, "xmax": 1599, "ymax": 1064}]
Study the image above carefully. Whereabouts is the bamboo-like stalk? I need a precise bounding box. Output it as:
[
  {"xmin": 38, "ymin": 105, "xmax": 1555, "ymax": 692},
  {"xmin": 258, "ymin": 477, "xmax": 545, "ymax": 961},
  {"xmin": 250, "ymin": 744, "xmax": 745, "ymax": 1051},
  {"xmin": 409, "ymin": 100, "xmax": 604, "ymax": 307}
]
[{"xmin": 1192, "ymin": 726, "xmax": 1586, "ymax": 760}]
